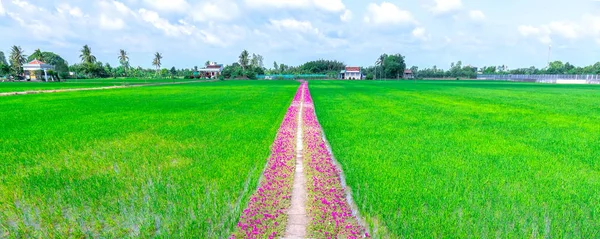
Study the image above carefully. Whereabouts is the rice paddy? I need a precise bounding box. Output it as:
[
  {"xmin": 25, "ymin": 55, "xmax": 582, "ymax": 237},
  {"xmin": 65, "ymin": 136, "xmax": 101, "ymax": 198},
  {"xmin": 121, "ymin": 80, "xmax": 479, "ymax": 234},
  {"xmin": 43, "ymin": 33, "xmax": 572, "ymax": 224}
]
[
  {"xmin": 309, "ymin": 80, "xmax": 600, "ymax": 238},
  {"xmin": 0, "ymin": 81, "xmax": 298, "ymax": 238},
  {"xmin": 1, "ymin": 79, "xmax": 599, "ymax": 238},
  {"xmin": 0, "ymin": 78, "xmax": 197, "ymax": 93}
]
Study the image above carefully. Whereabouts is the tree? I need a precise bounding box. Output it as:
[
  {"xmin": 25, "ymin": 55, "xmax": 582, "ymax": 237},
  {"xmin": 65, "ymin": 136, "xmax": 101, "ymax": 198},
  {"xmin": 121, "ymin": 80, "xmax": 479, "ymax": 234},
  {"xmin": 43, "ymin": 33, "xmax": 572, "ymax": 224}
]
[
  {"xmin": 28, "ymin": 52, "xmax": 69, "ymax": 74},
  {"xmin": 118, "ymin": 49, "xmax": 129, "ymax": 75},
  {"xmin": 152, "ymin": 52, "xmax": 162, "ymax": 74},
  {"xmin": 170, "ymin": 66, "xmax": 177, "ymax": 78},
  {"xmin": 104, "ymin": 63, "xmax": 113, "ymax": 77},
  {"xmin": 382, "ymin": 54, "xmax": 406, "ymax": 79},
  {"xmin": 9, "ymin": 46, "xmax": 26, "ymax": 75},
  {"xmin": 0, "ymin": 51, "xmax": 8, "ymax": 77},
  {"xmin": 273, "ymin": 61, "xmax": 278, "ymax": 73},
  {"xmin": 239, "ymin": 50, "xmax": 249, "ymax": 70},
  {"xmin": 80, "ymin": 45, "xmax": 96, "ymax": 64},
  {"xmin": 376, "ymin": 54, "xmax": 388, "ymax": 79},
  {"xmin": 0, "ymin": 51, "xmax": 7, "ymax": 66},
  {"xmin": 205, "ymin": 61, "xmax": 211, "ymax": 67},
  {"xmin": 31, "ymin": 49, "xmax": 45, "ymax": 62}
]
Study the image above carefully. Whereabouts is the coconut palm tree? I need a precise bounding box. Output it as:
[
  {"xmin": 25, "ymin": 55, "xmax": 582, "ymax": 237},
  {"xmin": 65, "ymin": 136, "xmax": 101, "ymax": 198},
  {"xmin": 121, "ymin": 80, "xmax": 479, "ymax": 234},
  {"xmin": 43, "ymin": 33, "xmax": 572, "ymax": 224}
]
[
  {"xmin": 239, "ymin": 50, "xmax": 249, "ymax": 70},
  {"xmin": 80, "ymin": 45, "xmax": 96, "ymax": 64},
  {"xmin": 205, "ymin": 60, "xmax": 211, "ymax": 67},
  {"xmin": 9, "ymin": 46, "xmax": 26, "ymax": 75},
  {"xmin": 375, "ymin": 54, "xmax": 388, "ymax": 80},
  {"xmin": 118, "ymin": 49, "xmax": 129, "ymax": 74},
  {"xmin": 31, "ymin": 49, "xmax": 45, "ymax": 62},
  {"xmin": 152, "ymin": 52, "xmax": 162, "ymax": 74}
]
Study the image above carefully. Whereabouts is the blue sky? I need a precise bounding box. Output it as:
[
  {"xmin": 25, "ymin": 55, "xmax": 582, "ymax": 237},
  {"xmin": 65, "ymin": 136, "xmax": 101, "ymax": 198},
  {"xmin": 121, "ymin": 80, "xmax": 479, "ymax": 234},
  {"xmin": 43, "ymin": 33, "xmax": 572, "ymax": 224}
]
[{"xmin": 1, "ymin": 0, "xmax": 599, "ymax": 70}]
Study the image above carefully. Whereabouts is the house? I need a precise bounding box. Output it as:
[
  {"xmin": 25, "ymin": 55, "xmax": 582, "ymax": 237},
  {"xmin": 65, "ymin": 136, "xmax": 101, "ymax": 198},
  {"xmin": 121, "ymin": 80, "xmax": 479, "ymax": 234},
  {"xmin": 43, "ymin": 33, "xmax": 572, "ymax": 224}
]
[
  {"xmin": 339, "ymin": 66, "xmax": 363, "ymax": 80},
  {"xmin": 23, "ymin": 59, "xmax": 55, "ymax": 81},
  {"xmin": 198, "ymin": 62, "xmax": 223, "ymax": 78},
  {"xmin": 403, "ymin": 69, "xmax": 414, "ymax": 79}
]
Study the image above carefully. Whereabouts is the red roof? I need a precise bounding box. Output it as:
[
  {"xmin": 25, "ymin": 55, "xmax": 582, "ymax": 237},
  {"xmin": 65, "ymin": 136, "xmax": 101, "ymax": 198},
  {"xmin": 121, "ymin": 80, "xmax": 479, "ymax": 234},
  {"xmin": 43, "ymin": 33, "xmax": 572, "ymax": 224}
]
[
  {"xmin": 27, "ymin": 59, "xmax": 46, "ymax": 65},
  {"xmin": 207, "ymin": 65, "xmax": 222, "ymax": 69},
  {"xmin": 404, "ymin": 69, "xmax": 413, "ymax": 74},
  {"xmin": 346, "ymin": 66, "xmax": 360, "ymax": 72}
]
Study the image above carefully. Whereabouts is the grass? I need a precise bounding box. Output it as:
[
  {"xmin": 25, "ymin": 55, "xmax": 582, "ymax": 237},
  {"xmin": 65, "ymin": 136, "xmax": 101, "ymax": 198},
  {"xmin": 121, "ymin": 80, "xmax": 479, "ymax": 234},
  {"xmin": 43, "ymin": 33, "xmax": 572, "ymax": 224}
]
[
  {"xmin": 0, "ymin": 80, "xmax": 299, "ymax": 238},
  {"xmin": 0, "ymin": 78, "xmax": 199, "ymax": 93},
  {"xmin": 309, "ymin": 80, "xmax": 600, "ymax": 238}
]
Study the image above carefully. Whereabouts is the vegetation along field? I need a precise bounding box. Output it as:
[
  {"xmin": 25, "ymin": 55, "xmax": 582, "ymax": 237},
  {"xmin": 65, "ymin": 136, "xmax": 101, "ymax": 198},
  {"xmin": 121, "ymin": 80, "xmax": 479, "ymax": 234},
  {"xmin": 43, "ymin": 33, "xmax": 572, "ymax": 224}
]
[
  {"xmin": 0, "ymin": 81, "xmax": 299, "ymax": 237},
  {"xmin": 310, "ymin": 80, "xmax": 600, "ymax": 238},
  {"xmin": 0, "ymin": 78, "xmax": 198, "ymax": 93}
]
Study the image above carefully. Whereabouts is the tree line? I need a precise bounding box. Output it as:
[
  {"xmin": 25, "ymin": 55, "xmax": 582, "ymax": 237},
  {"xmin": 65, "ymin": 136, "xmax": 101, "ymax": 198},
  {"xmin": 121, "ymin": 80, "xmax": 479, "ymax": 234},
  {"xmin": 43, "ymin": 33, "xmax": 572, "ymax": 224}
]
[{"xmin": 0, "ymin": 45, "xmax": 204, "ymax": 80}]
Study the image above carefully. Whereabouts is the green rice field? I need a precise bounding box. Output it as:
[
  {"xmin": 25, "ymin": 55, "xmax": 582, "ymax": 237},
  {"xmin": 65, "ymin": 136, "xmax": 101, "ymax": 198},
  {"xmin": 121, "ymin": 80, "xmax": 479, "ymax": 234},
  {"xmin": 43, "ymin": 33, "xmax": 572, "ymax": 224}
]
[
  {"xmin": 310, "ymin": 80, "xmax": 600, "ymax": 238},
  {"xmin": 1, "ymin": 79, "xmax": 599, "ymax": 238},
  {"xmin": 0, "ymin": 78, "xmax": 198, "ymax": 93},
  {"xmin": 0, "ymin": 81, "xmax": 298, "ymax": 237}
]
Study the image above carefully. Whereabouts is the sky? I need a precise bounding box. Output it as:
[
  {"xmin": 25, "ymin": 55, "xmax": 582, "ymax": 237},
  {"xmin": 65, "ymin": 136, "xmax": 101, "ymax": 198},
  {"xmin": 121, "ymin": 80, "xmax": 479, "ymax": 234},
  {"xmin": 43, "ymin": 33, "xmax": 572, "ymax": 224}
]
[{"xmin": 1, "ymin": 0, "xmax": 599, "ymax": 70}]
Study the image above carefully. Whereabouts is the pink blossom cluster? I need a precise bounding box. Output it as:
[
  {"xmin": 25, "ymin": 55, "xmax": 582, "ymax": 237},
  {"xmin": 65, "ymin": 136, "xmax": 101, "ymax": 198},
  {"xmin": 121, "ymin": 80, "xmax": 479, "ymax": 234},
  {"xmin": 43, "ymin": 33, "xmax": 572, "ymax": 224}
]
[
  {"xmin": 301, "ymin": 84, "xmax": 369, "ymax": 238},
  {"xmin": 231, "ymin": 84, "xmax": 304, "ymax": 238}
]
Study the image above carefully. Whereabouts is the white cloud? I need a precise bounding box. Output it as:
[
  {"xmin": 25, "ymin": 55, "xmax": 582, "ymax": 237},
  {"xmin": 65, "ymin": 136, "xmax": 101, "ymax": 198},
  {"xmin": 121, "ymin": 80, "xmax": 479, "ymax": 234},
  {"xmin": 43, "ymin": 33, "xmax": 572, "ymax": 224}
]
[
  {"xmin": 547, "ymin": 21, "xmax": 580, "ymax": 39},
  {"xmin": 518, "ymin": 20, "xmax": 584, "ymax": 44},
  {"xmin": 364, "ymin": 2, "xmax": 416, "ymax": 25},
  {"xmin": 56, "ymin": 3, "xmax": 83, "ymax": 18},
  {"xmin": 412, "ymin": 27, "xmax": 428, "ymax": 40},
  {"xmin": 112, "ymin": 1, "xmax": 135, "ymax": 15},
  {"xmin": 143, "ymin": 0, "xmax": 189, "ymax": 13},
  {"xmin": 340, "ymin": 9, "xmax": 352, "ymax": 22},
  {"xmin": 312, "ymin": 0, "xmax": 345, "ymax": 12},
  {"xmin": 469, "ymin": 10, "xmax": 485, "ymax": 21},
  {"xmin": 270, "ymin": 18, "xmax": 319, "ymax": 34},
  {"xmin": 518, "ymin": 25, "xmax": 542, "ymax": 37},
  {"xmin": 99, "ymin": 14, "xmax": 125, "ymax": 30},
  {"xmin": 430, "ymin": 0, "xmax": 462, "ymax": 15},
  {"xmin": 192, "ymin": 1, "xmax": 240, "ymax": 22},
  {"xmin": 0, "ymin": 0, "xmax": 6, "ymax": 16},
  {"xmin": 138, "ymin": 8, "xmax": 194, "ymax": 37},
  {"xmin": 244, "ymin": 0, "xmax": 345, "ymax": 12}
]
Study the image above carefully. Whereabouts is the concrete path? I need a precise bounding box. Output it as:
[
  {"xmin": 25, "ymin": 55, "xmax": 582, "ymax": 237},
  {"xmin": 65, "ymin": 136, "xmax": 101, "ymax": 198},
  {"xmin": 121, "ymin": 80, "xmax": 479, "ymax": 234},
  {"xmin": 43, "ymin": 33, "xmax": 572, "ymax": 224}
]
[
  {"xmin": 0, "ymin": 80, "xmax": 209, "ymax": 97},
  {"xmin": 285, "ymin": 84, "xmax": 308, "ymax": 238}
]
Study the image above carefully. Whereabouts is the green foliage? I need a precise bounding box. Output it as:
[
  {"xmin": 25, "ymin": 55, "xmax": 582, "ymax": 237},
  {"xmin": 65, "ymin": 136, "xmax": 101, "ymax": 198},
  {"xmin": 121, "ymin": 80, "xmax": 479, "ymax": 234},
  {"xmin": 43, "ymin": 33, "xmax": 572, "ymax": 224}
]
[
  {"xmin": 239, "ymin": 50, "xmax": 249, "ymax": 70},
  {"xmin": 9, "ymin": 45, "xmax": 26, "ymax": 75},
  {"xmin": 152, "ymin": 52, "xmax": 163, "ymax": 73},
  {"xmin": 382, "ymin": 54, "xmax": 406, "ymax": 79},
  {"xmin": 30, "ymin": 49, "xmax": 44, "ymax": 61},
  {"xmin": 310, "ymin": 80, "xmax": 600, "ymax": 238},
  {"xmin": 0, "ymin": 51, "xmax": 7, "ymax": 66},
  {"xmin": 80, "ymin": 45, "xmax": 96, "ymax": 64},
  {"xmin": 27, "ymin": 52, "xmax": 70, "ymax": 73}
]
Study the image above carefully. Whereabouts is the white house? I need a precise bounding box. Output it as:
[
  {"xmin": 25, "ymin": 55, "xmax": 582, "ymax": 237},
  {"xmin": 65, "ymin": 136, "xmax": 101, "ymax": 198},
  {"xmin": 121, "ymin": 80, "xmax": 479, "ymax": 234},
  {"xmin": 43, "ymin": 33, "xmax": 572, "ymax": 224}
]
[
  {"xmin": 23, "ymin": 59, "xmax": 55, "ymax": 81},
  {"xmin": 339, "ymin": 66, "xmax": 363, "ymax": 80},
  {"xmin": 198, "ymin": 62, "xmax": 223, "ymax": 78}
]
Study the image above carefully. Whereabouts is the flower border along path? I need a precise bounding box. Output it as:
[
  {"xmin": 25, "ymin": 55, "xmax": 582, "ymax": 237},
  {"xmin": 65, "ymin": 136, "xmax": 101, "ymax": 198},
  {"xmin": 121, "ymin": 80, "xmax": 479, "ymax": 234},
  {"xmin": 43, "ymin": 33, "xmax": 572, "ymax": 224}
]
[
  {"xmin": 302, "ymin": 83, "xmax": 370, "ymax": 238},
  {"xmin": 231, "ymin": 83, "xmax": 303, "ymax": 238}
]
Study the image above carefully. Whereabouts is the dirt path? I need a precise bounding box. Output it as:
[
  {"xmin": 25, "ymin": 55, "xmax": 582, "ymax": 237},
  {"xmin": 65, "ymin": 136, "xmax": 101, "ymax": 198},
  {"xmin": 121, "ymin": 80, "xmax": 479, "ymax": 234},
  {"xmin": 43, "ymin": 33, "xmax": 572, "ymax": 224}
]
[
  {"xmin": 0, "ymin": 80, "xmax": 209, "ymax": 97},
  {"xmin": 285, "ymin": 83, "xmax": 308, "ymax": 238}
]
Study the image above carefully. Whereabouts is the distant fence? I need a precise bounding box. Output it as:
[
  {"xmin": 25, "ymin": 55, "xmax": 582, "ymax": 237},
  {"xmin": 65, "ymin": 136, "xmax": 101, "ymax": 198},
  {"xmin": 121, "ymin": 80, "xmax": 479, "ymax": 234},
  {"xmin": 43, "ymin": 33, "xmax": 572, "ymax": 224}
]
[{"xmin": 477, "ymin": 74, "xmax": 600, "ymax": 84}]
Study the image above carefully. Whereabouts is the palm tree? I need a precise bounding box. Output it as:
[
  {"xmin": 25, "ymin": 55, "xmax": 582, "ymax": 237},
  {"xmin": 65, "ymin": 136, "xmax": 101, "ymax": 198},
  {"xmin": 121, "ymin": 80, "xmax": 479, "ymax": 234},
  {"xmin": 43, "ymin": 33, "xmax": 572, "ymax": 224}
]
[
  {"xmin": 31, "ymin": 49, "xmax": 45, "ymax": 62},
  {"xmin": 9, "ymin": 46, "xmax": 26, "ymax": 75},
  {"xmin": 80, "ymin": 45, "xmax": 96, "ymax": 64},
  {"xmin": 118, "ymin": 49, "xmax": 129, "ymax": 74},
  {"xmin": 376, "ymin": 54, "xmax": 387, "ymax": 80},
  {"xmin": 239, "ymin": 50, "xmax": 249, "ymax": 70},
  {"xmin": 205, "ymin": 60, "xmax": 211, "ymax": 67},
  {"xmin": 152, "ymin": 52, "xmax": 162, "ymax": 74}
]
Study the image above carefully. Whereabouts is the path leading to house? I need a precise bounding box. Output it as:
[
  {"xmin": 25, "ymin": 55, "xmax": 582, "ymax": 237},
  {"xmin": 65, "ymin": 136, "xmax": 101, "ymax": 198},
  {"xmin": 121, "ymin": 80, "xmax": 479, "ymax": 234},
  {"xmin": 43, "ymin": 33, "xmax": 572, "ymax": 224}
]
[
  {"xmin": 0, "ymin": 80, "xmax": 210, "ymax": 97},
  {"xmin": 285, "ymin": 82, "xmax": 308, "ymax": 238}
]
